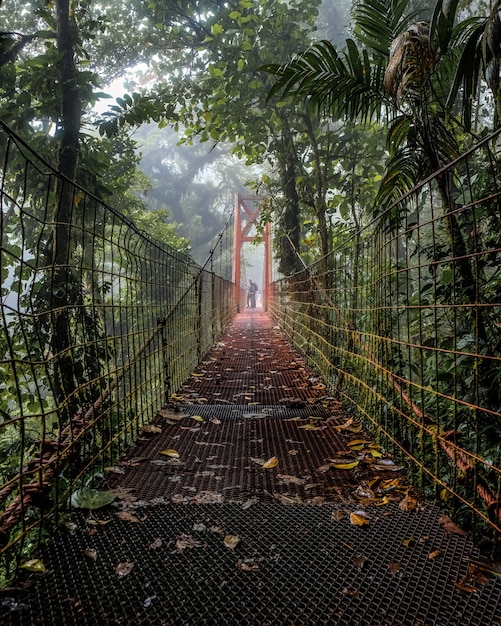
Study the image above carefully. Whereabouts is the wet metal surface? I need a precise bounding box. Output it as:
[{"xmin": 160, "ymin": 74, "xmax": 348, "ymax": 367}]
[{"xmin": 2, "ymin": 310, "xmax": 501, "ymax": 625}]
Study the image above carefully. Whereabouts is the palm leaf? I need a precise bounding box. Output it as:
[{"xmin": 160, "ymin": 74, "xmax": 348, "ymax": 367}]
[
  {"xmin": 262, "ymin": 40, "xmax": 390, "ymax": 124},
  {"xmin": 353, "ymin": 0, "xmax": 418, "ymax": 56}
]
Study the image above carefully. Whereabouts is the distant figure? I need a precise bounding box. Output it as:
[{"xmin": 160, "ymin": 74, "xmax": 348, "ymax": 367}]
[{"xmin": 247, "ymin": 279, "xmax": 258, "ymax": 308}]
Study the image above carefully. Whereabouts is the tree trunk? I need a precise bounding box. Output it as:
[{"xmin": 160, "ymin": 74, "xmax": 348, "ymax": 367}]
[
  {"xmin": 51, "ymin": 0, "xmax": 81, "ymax": 409},
  {"xmin": 276, "ymin": 115, "xmax": 302, "ymax": 275}
]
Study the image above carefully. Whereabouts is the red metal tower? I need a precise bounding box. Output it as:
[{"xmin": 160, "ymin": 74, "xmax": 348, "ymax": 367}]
[{"xmin": 232, "ymin": 194, "xmax": 272, "ymax": 311}]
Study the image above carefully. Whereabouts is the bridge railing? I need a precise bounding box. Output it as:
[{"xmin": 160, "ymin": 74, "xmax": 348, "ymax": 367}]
[
  {"xmin": 269, "ymin": 131, "xmax": 501, "ymax": 538},
  {"xmin": 0, "ymin": 122, "xmax": 237, "ymax": 583}
]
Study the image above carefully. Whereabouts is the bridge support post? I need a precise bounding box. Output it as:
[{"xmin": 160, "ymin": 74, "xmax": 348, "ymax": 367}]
[{"xmin": 232, "ymin": 193, "xmax": 272, "ymax": 312}]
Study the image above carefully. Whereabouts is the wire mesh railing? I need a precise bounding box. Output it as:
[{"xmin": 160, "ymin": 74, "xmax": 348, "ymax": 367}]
[
  {"xmin": 269, "ymin": 131, "xmax": 501, "ymax": 540},
  {"xmin": 0, "ymin": 121, "xmax": 237, "ymax": 583}
]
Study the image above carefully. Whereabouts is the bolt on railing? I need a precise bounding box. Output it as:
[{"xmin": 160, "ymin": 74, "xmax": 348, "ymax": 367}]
[
  {"xmin": 269, "ymin": 131, "xmax": 501, "ymax": 540},
  {"xmin": 0, "ymin": 122, "xmax": 237, "ymax": 584}
]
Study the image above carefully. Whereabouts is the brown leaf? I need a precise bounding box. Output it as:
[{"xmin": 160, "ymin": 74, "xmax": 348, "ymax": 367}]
[
  {"xmin": 116, "ymin": 562, "xmax": 134, "ymax": 578},
  {"xmin": 388, "ymin": 561, "xmax": 401, "ymax": 574},
  {"xmin": 176, "ymin": 534, "xmax": 204, "ymax": 551},
  {"xmin": 116, "ymin": 511, "xmax": 141, "ymax": 523},
  {"xmin": 332, "ymin": 510, "xmax": 345, "ymax": 522},
  {"xmin": 140, "ymin": 425, "xmax": 162, "ymax": 434},
  {"xmin": 399, "ymin": 495, "xmax": 417, "ymax": 512},
  {"xmin": 353, "ymin": 555, "xmax": 368, "ymax": 569},
  {"xmin": 438, "ymin": 515, "xmax": 467, "ymax": 536},
  {"xmin": 428, "ymin": 550, "xmax": 442, "ymax": 560},
  {"xmin": 277, "ymin": 474, "xmax": 304, "ymax": 485},
  {"xmin": 454, "ymin": 579, "xmax": 480, "ymax": 594},
  {"xmin": 341, "ymin": 587, "xmax": 359, "ymax": 596},
  {"xmin": 84, "ymin": 548, "xmax": 97, "ymax": 561},
  {"xmin": 149, "ymin": 538, "xmax": 162, "ymax": 550},
  {"xmin": 235, "ymin": 560, "xmax": 259, "ymax": 572}
]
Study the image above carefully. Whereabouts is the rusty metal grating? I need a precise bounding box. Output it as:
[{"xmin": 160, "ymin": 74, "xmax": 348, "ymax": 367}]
[
  {"xmin": 101, "ymin": 405, "xmax": 364, "ymax": 504},
  {"xmin": 2, "ymin": 503, "xmax": 500, "ymax": 626}
]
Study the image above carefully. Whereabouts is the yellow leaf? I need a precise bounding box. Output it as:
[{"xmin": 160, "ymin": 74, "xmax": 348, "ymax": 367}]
[
  {"xmin": 348, "ymin": 444, "xmax": 365, "ymax": 451},
  {"xmin": 403, "ymin": 536, "xmax": 415, "ymax": 548},
  {"xmin": 374, "ymin": 495, "xmax": 390, "ymax": 506},
  {"xmin": 160, "ymin": 449, "xmax": 180, "ymax": 458},
  {"xmin": 332, "ymin": 460, "xmax": 359, "ymax": 470},
  {"xmin": 262, "ymin": 456, "xmax": 279, "ymax": 469},
  {"xmin": 223, "ymin": 534, "xmax": 241, "ymax": 549},
  {"xmin": 348, "ymin": 439, "xmax": 372, "ymax": 447},
  {"xmin": 21, "ymin": 559, "xmax": 45, "ymax": 573},
  {"xmin": 350, "ymin": 512, "xmax": 370, "ymax": 526},
  {"xmin": 370, "ymin": 449, "xmax": 383, "ymax": 458},
  {"xmin": 191, "ymin": 415, "xmax": 204, "ymax": 422},
  {"xmin": 298, "ymin": 424, "xmax": 323, "ymax": 430},
  {"xmin": 191, "ymin": 373, "xmax": 204, "ymax": 377}
]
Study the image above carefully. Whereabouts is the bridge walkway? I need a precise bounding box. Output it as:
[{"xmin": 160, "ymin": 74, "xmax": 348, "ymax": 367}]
[{"xmin": 3, "ymin": 311, "xmax": 500, "ymax": 626}]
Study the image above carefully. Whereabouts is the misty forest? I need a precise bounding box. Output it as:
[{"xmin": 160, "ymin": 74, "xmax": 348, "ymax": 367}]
[{"xmin": 2, "ymin": 0, "xmax": 501, "ymax": 598}]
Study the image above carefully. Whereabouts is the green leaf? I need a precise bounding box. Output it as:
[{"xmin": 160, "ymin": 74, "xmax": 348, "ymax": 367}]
[{"xmin": 70, "ymin": 487, "xmax": 116, "ymax": 510}]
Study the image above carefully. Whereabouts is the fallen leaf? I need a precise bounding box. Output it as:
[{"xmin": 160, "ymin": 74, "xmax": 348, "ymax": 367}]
[
  {"xmin": 274, "ymin": 493, "xmax": 302, "ymax": 504},
  {"xmin": 438, "ymin": 515, "xmax": 467, "ymax": 536},
  {"xmin": 341, "ymin": 587, "xmax": 359, "ymax": 596},
  {"xmin": 277, "ymin": 474, "xmax": 305, "ymax": 485},
  {"xmin": 353, "ymin": 555, "xmax": 368, "ymax": 569},
  {"xmin": 160, "ymin": 449, "xmax": 180, "ymax": 459},
  {"xmin": 104, "ymin": 466, "xmax": 126, "ymax": 475},
  {"xmin": 403, "ymin": 536, "xmax": 415, "ymax": 548},
  {"xmin": 428, "ymin": 550, "xmax": 442, "ymax": 560},
  {"xmin": 140, "ymin": 425, "xmax": 162, "ymax": 434},
  {"xmin": 84, "ymin": 548, "xmax": 97, "ymax": 561},
  {"xmin": 388, "ymin": 561, "xmax": 401, "ymax": 574},
  {"xmin": 235, "ymin": 560, "xmax": 259, "ymax": 571},
  {"xmin": 316, "ymin": 463, "xmax": 333, "ymax": 473},
  {"xmin": 211, "ymin": 418, "xmax": 222, "ymax": 425},
  {"xmin": 370, "ymin": 449, "xmax": 383, "ymax": 458},
  {"xmin": 399, "ymin": 495, "xmax": 418, "ymax": 512},
  {"xmin": 332, "ymin": 460, "xmax": 359, "ymax": 470},
  {"xmin": 116, "ymin": 511, "xmax": 141, "ymax": 523},
  {"xmin": 454, "ymin": 579, "xmax": 480, "ymax": 593},
  {"xmin": 348, "ymin": 439, "xmax": 372, "ymax": 447},
  {"xmin": 224, "ymin": 535, "xmax": 241, "ymax": 549},
  {"xmin": 176, "ymin": 534, "xmax": 205, "ymax": 551},
  {"xmin": 298, "ymin": 424, "xmax": 325, "ymax": 430},
  {"xmin": 350, "ymin": 511, "xmax": 370, "ymax": 527},
  {"xmin": 70, "ymin": 488, "xmax": 116, "ymax": 510},
  {"xmin": 21, "ymin": 559, "xmax": 45, "ymax": 573},
  {"xmin": 149, "ymin": 538, "xmax": 162, "ymax": 550},
  {"xmin": 116, "ymin": 562, "xmax": 134, "ymax": 578},
  {"xmin": 332, "ymin": 510, "xmax": 345, "ymax": 522},
  {"xmin": 289, "ymin": 449, "xmax": 299, "ymax": 456},
  {"xmin": 371, "ymin": 460, "xmax": 404, "ymax": 472},
  {"xmin": 191, "ymin": 415, "xmax": 204, "ymax": 422},
  {"xmin": 262, "ymin": 456, "xmax": 279, "ymax": 469},
  {"xmin": 87, "ymin": 518, "xmax": 112, "ymax": 526}
]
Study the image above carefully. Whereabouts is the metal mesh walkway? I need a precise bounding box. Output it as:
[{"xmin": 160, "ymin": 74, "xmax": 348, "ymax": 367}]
[{"xmin": 2, "ymin": 311, "xmax": 501, "ymax": 625}]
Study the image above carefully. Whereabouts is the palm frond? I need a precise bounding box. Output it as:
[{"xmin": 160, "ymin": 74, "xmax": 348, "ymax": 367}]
[
  {"xmin": 374, "ymin": 145, "xmax": 428, "ymax": 221},
  {"xmin": 262, "ymin": 40, "xmax": 389, "ymax": 124},
  {"xmin": 353, "ymin": 0, "xmax": 419, "ymax": 56}
]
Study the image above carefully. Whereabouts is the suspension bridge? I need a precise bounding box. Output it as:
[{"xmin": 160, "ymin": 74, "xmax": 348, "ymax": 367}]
[{"xmin": 0, "ymin": 123, "xmax": 501, "ymax": 624}]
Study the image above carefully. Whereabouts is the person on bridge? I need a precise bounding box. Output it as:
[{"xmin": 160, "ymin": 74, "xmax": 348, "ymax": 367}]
[{"xmin": 247, "ymin": 279, "xmax": 258, "ymax": 308}]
